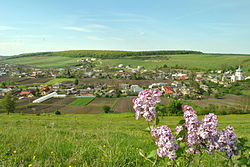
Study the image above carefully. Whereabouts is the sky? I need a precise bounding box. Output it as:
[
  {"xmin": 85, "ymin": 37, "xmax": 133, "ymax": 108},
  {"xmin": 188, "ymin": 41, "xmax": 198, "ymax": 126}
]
[{"xmin": 0, "ymin": 0, "xmax": 250, "ymax": 56}]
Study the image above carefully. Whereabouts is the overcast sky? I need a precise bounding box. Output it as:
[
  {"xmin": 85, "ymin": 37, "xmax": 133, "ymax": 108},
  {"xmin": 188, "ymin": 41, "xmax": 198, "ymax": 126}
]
[{"xmin": 0, "ymin": 0, "xmax": 250, "ymax": 56}]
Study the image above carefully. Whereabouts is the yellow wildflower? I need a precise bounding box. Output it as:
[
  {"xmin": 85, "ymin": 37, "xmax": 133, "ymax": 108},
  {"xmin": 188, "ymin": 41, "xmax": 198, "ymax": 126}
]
[
  {"xmin": 13, "ymin": 151, "xmax": 16, "ymax": 154},
  {"xmin": 28, "ymin": 164, "xmax": 32, "ymax": 167},
  {"xmin": 69, "ymin": 166, "xmax": 71, "ymax": 167},
  {"xmin": 74, "ymin": 158, "xmax": 77, "ymax": 161},
  {"xmin": 103, "ymin": 145, "xmax": 106, "ymax": 148},
  {"xmin": 33, "ymin": 156, "xmax": 36, "ymax": 160},
  {"xmin": 51, "ymin": 152, "xmax": 54, "ymax": 154},
  {"xmin": 249, "ymin": 151, "xmax": 250, "ymax": 154}
]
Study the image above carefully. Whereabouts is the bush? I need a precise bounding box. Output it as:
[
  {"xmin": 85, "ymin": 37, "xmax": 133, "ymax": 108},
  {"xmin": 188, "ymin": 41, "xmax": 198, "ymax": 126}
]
[
  {"xmin": 54, "ymin": 109, "xmax": 61, "ymax": 115},
  {"xmin": 103, "ymin": 105, "xmax": 111, "ymax": 113},
  {"xmin": 36, "ymin": 113, "xmax": 41, "ymax": 116}
]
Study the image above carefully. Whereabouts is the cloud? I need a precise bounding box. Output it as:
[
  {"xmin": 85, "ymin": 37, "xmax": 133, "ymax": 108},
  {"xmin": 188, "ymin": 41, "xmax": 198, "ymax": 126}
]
[
  {"xmin": 0, "ymin": 26, "xmax": 17, "ymax": 31},
  {"xmin": 63, "ymin": 26, "xmax": 92, "ymax": 32},
  {"xmin": 0, "ymin": 42, "xmax": 21, "ymax": 46},
  {"xmin": 139, "ymin": 32, "xmax": 145, "ymax": 35},
  {"xmin": 87, "ymin": 36, "xmax": 103, "ymax": 40},
  {"xmin": 88, "ymin": 24, "xmax": 108, "ymax": 29},
  {"xmin": 111, "ymin": 37, "xmax": 124, "ymax": 41}
]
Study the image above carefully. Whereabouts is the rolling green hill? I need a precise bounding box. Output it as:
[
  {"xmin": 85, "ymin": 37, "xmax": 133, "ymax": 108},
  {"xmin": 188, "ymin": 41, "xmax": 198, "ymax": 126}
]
[
  {"xmin": 7, "ymin": 50, "xmax": 203, "ymax": 59},
  {"xmin": 2, "ymin": 50, "xmax": 249, "ymax": 75}
]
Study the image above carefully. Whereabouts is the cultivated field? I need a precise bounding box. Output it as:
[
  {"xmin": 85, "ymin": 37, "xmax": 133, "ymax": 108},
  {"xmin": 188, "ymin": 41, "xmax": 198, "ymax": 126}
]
[
  {"xmin": 2, "ymin": 54, "xmax": 249, "ymax": 75},
  {"xmin": 101, "ymin": 54, "xmax": 250, "ymax": 75},
  {"xmin": 187, "ymin": 94, "xmax": 249, "ymax": 108},
  {"xmin": 2, "ymin": 56, "xmax": 79, "ymax": 68},
  {"xmin": 0, "ymin": 113, "xmax": 249, "ymax": 166},
  {"xmin": 68, "ymin": 97, "xmax": 95, "ymax": 106}
]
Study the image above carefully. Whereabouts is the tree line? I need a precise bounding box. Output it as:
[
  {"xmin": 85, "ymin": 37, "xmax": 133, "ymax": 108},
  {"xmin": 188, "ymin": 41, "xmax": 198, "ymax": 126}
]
[{"xmin": 8, "ymin": 50, "xmax": 203, "ymax": 59}]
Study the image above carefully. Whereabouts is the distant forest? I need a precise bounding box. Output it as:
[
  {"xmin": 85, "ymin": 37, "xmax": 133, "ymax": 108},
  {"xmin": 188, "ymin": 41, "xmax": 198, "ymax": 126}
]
[{"xmin": 8, "ymin": 50, "xmax": 203, "ymax": 59}]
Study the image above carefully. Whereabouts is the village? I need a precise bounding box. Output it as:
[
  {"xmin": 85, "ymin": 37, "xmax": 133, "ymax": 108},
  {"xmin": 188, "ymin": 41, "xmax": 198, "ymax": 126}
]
[{"xmin": 0, "ymin": 58, "xmax": 250, "ymax": 106}]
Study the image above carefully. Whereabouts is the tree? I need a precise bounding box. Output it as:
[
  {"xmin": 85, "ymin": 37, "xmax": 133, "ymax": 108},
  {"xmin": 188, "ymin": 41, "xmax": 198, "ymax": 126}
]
[
  {"xmin": 74, "ymin": 78, "xmax": 79, "ymax": 86},
  {"xmin": 167, "ymin": 100, "xmax": 182, "ymax": 116},
  {"xmin": 103, "ymin": 105, "xmax": 111, "ymax": 113},
  {"xmin": 1, "ymin": 92, "xmax": 16, "ymax": 114},
  {"xmin": 35, "ymin": 87, "xmax": 40, "ymax": 97}
]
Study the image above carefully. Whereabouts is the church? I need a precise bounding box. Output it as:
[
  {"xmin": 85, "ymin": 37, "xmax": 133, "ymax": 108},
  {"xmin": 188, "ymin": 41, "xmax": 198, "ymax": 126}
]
[{"xmin": 231, "ymin": 66, "xmax": 245, "ymax": 82}]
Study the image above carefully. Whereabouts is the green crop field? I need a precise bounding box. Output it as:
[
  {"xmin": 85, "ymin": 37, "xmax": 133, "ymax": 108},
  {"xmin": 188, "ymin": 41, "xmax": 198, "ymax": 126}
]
[
  {"xmin": 0, "ymin": 113, "xmax": 249, "ymax": 166},
  {"xmin": 2, "ymin": 56, "xmax": 79, "ymax": 68},
  {"xmin": 2, "ymin": 54, "xmax": 249, "ymax": 75},
  {"xmin": 44, "ymin": 78, "xmax": 75, "ymax": 85},
  {"xmin": 68, "ymin": 97, "xmax": 95, "ymax": 106},
  {"xmin": 101, "ymin": 54, "xmax": 250, "ymax": 75}
]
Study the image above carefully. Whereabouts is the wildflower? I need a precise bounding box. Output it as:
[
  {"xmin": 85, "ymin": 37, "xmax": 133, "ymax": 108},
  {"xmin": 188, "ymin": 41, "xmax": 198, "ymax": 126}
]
[
  {"xmin": 103, "ymin": 145, "xmax": 106, "ymax": 148},
  {"xmin": 51, "ymin": 152, "xmax": 54, "ymax": 154},
  {"xmin": 33, "ymin": 156, "xmax": 36, "ymax": 160},
  {"xmin": 13, "ymin": 151, "xmax": 16, "ymax": 154},
  {"xmin": 104, "ymin": 154, "xmax": 108, "ymax": 157},
  {"xmin": 28, "ymin": 164, "xmax": 32, "ymax": 167},
  {"xmin": 69, "ymin": 166, "xmax": 71, "ymax": 167},
  {"xmin": 74, "ymin": 158, "xmax": 76, "ymax": 161}
]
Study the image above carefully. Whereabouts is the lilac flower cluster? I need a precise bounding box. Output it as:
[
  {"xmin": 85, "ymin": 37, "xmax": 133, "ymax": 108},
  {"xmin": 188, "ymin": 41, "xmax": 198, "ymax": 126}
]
[
  {"xmin": 216, "ymin": 125, "xmax": 238, "ymax": 157},
  {"xmin": 151, "ymin": 126, "xmax": 178, "ymax": 159},
  {"xmin": 133, "ymin": 89, "xmax": 162, "ymax": 121},
  {"xmin": 183, "ymin": 105, "xmax": 238, "ymax": 156},
  {"xmin": 183, "ymin": 105, "xmax": 200, "ymax": 153},
  {"xmin": 198, "ymin": 113, "xmax": 218, "ymax": 154}
]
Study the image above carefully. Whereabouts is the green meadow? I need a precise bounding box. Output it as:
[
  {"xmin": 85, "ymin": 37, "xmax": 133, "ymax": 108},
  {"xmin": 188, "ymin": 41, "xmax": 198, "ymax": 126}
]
[
  {"xmin": 2, "ymin": 56, "xmax": 79, "ymax": 68},
  {"xmin": 101, "ymin": 54, "xmax": 250, "ymax": 74},
  {"xmin": 2, "ymin": 54, "xmax": 249, "ymax": 75},
  {"xmin": 0, "ymin": 113, "xmax": 249, "ymax": 166}
]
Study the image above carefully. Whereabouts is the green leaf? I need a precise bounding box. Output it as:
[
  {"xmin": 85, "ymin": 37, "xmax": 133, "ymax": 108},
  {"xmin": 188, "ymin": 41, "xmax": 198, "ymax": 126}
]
[
  {"xmin": 147, "ymin": 149, "xmax": 157, "ymax": 159},
  {"xmin": 178, "ymin": 119, "xmax": 185, "ymax": 125}
]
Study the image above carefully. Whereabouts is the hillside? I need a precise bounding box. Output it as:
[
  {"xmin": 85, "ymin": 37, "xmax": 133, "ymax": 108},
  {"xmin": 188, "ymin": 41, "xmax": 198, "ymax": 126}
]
[
  {"xmin": 7, "ymin": 50, "xmax": 203, "ymax": 59},
  {"xmin": 0, "ymin": 113, "xmax": 249, "ymax": 166}
]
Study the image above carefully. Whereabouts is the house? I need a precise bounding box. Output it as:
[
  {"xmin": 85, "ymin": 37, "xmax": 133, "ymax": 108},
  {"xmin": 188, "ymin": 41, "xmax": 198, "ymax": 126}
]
[
  {"xmin": 53, "ymin": 83, "xmax": 62, "ymax": 89},
  {"xmin": 120, "ymin": 84, "xmax": 130, "ymax": 90},
  {"xmin": 162, "ymin": 86, "xmax": 173, "ymax": 94},
  {"xmin": 20, "ymin": 91, "xmax": 35, "ymax": 98},
  {"xmin": 105, "ymin": 89, "xmax": 116, "ymax": 96},
  {"xmin": 118, "ymin": 64, "xmax": 124, "ymax": 68},
  {"xmin": 149, "ymin": 83, "xmax": 166, "ymax": 89},
  {"xmin": 77, "ymin": 89, "xmax": 94, "ymax": 97},
  {"xmin": 41, "ymin": 86, "xmax": 51, "ymax": 96},
  {"xmin": 171, "ymin": 81, "xmax": 182, "ymax": 88},
  {"xmin": 137, "ymin": 66, "xmax": 144, "ymax": 70},
  {"xmin": 195, "ymin": 77, "xmax": 203, "ymax": 82},
  {"xmin": 94, "ymin": 83, "xmax": 103, "ymax": 90},
  {"xmin": 130, "ymin": 85, "xmax": 143, "ymax": 93},
  {"xmin": 200, "ymin": 85, "xmax": 209, "ymax": 92}
]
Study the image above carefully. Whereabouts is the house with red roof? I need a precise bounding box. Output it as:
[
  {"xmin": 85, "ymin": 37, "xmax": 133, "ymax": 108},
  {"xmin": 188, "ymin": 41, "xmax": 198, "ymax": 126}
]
[
  {"xmin": 20, "ymin": 91, "xmax": 35, "ymax": 98},
  {"xmin": 161, "ymin": 86, "xmax": 174, "ymax": 94}
]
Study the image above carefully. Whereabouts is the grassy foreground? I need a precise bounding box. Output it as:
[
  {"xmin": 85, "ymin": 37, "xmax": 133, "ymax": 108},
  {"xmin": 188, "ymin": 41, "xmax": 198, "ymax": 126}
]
[{"xmin": 0, "ymin": 113, "xmax": 249, "ymax": 166}]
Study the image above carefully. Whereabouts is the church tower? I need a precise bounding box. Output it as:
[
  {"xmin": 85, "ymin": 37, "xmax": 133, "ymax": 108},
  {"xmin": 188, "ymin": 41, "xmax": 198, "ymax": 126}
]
[{"xmin": 235, "ymin": 66, "xmax": 244, "ymax": 81}]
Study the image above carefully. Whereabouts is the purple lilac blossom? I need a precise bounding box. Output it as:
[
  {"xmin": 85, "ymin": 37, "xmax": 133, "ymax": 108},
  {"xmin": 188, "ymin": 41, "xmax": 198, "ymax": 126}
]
[
  {"xmin": 133, "ymin": 89, "xmax": 162, "ymax": 121},
  {"xmin": 151, "ymin": 126, "xmax": 178, "ymax": 159}
]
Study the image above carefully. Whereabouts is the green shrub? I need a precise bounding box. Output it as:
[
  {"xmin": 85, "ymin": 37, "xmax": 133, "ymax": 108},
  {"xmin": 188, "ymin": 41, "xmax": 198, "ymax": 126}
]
[
  {"xmin": 54, "ymin": 109, "xmax": 61, "ymax": 115},
  {"xmin": 103, "ymin": 105, "xmax": 111, "ymax": 113}
]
